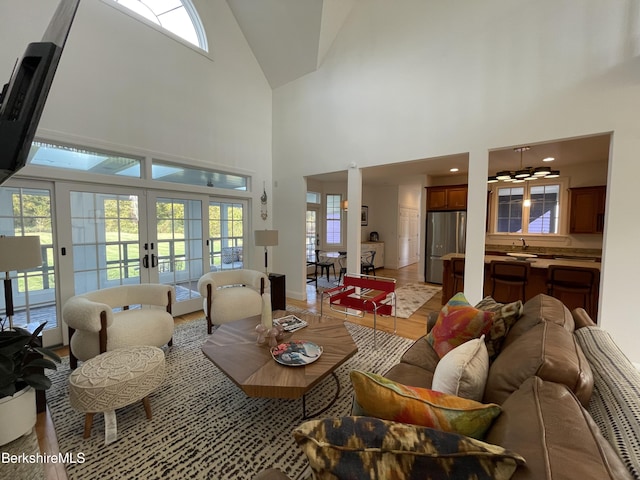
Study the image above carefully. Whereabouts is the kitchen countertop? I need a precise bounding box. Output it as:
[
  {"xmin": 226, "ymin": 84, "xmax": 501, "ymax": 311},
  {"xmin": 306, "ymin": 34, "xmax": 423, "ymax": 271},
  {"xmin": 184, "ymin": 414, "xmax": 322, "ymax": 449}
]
[{"xmin": 442, "ymin": 253, "xmax": 601, "ymax": 270}]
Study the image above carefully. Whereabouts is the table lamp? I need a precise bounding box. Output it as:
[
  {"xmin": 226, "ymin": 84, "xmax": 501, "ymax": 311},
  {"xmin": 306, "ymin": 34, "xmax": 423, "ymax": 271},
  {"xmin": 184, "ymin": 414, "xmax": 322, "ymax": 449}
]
[
  {"xmin": 0, "ymin": 235, "xmax": 43, "ymax": 330},
  {"xmin": 254, "ymin": 230, "xmax": 278, "ymax": 274}
]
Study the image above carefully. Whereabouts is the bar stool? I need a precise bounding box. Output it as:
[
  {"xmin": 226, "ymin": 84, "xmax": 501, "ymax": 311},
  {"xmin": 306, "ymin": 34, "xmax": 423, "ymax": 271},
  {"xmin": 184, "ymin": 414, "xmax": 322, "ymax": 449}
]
[
  {"xmin": 490, "ymin": 260, "xmax": 530, "ymax": 303},
  {"xmin": 451, "ymin": 257, "xmax": 465, "ymax": 293},
  {"xmin": 547, "ymin": 265, "xmax": 599, "ymax": 317}
]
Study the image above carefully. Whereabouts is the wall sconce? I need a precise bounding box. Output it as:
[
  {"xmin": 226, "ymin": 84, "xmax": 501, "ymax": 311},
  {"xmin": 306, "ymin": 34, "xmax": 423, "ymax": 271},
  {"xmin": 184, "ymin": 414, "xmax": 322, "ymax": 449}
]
[
  {"xmin": 523, "ymin": 199, "xmax": 531, "ymax": 207},
  {"xmin": 341, "ymin": 200, "xmax": 348, "ymax": 211}
]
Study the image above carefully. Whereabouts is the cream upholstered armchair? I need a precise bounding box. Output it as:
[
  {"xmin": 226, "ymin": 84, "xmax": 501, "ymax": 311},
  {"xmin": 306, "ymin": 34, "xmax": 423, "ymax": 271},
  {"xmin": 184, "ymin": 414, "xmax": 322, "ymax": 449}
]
[
  {"xmin": 197, "ymin": 269, "xmax": 269, "ymax": 334},
  {"xmin": 63, "ymin": 284, "xmax": 175, "ymax": 369}
]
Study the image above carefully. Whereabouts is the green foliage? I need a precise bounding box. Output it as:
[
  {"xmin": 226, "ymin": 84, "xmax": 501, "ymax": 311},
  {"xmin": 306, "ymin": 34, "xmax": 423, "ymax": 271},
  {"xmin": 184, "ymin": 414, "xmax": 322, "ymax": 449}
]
[{"xmin": 0, "ymin": 323, "xmax": 61, "ymax": 399}]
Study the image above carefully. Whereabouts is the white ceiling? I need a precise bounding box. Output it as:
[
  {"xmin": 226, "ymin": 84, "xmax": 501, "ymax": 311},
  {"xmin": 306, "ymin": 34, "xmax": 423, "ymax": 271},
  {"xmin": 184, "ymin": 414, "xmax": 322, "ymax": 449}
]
[
  {"xmin": 225, "ymin": 2, "xmax": 611, "ymax": 186},
  {"xmin": 308, "ymin": 133, "xmax": 611, "ymax": 186},
  {"xmin": 226, "ymin": 0, "xmax": 356, "ymax": 88}
]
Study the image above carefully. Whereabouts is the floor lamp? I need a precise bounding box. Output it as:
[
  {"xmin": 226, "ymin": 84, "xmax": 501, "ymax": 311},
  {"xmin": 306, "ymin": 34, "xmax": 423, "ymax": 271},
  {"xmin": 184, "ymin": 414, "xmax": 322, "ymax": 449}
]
[
  {"xmin": 254, "ymin": 230, "xmax": 278, "ymax": 275},
  {"xmin": 0, "ymin": 236, "xmax": 43, "ymax": 330}
]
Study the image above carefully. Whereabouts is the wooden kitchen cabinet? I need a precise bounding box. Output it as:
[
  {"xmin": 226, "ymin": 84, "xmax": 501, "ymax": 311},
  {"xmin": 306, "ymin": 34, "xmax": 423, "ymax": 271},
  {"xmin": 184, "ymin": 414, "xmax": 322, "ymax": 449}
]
[
  {"xmin": 426, "ymin": 185, "xmax": 468, "ymax": 211},
  {"xmin": 569, "ymin": 186, "xmax": 606, "ymax": 234}
]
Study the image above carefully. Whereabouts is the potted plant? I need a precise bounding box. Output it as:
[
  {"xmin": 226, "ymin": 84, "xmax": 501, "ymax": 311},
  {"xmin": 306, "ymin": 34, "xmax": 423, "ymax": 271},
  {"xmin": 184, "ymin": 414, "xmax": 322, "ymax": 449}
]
[{"xmin": 0, "ymin": 322, "xmax": 61, "ymax": 445}]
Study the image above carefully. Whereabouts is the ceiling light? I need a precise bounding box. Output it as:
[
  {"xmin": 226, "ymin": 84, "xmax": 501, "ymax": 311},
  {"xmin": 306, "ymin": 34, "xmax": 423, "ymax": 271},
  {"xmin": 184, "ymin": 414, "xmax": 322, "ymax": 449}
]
[
  {"xmin": 543, "ymin": 157, "xmax": 555, "ymax": 162},
  {"xmin": 489, "ymin": 146, "xmax": 560, "ymax": 183}
]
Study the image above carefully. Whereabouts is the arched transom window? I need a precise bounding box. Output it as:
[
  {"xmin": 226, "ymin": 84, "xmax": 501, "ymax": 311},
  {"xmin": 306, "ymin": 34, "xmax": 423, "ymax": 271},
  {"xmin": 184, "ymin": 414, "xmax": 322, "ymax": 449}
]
[{"xmin": 111, "ymin": 0, "xmax": 208, "ymax": 51}]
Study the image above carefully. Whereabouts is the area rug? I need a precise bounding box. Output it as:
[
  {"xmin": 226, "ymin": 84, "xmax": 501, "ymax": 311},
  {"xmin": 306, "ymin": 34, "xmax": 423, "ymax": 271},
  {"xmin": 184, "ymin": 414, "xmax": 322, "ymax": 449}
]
[
  {"xmin": 45, "ymin": 317, "xmax": 414, "ymax": 480},
  {"xmin": 394, "ymin": 283, "xmax": 441, "ymax": 318}
]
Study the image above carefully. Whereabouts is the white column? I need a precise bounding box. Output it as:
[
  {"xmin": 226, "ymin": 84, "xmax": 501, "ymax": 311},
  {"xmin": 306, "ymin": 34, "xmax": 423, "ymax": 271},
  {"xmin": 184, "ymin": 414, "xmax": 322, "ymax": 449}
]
[
  {"xmin": 347, "ymin": 163, "xmax": 362, "ymax": 274},
  {"xmin": 464, "ymin": 148, "xmax": 489, "ymax": 305}
]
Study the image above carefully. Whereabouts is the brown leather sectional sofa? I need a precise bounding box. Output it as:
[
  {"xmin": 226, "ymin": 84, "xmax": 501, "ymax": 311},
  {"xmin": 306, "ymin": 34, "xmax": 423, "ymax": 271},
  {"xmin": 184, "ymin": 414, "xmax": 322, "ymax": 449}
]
[{"xmin": 255, "ymin": 294, "xmax": 637, "ymax": 480}]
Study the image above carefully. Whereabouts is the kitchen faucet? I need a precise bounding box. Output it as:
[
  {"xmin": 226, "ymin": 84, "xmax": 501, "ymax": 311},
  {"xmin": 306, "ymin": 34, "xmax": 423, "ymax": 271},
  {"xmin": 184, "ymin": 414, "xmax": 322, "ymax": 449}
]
[{"xmin": 520, "ymin": 237, "xmax": 528, "ymax": 250}]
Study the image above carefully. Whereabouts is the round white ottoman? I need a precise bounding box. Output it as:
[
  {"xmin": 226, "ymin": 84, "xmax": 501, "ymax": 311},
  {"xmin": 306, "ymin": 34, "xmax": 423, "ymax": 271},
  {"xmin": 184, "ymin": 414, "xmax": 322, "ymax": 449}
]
[{"xmin": 69, "ymin": 346, "xmax": 165, "ymax": 441}]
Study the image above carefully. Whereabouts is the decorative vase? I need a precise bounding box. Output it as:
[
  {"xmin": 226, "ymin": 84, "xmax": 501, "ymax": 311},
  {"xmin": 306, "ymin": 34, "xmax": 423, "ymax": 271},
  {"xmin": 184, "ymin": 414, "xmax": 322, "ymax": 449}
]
[
  {"xmin": 0, "ymin": 386, "xmax": 37, "ymax": 446},
  {"xmin": 261, "ymin": 293, "xmax": 273, "ymax": 328}
]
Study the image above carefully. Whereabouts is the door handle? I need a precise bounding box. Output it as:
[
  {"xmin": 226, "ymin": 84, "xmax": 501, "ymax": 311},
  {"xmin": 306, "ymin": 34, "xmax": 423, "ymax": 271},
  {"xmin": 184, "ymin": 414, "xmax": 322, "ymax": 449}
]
[
  {"xmin": 151, "ymin": 254, "xmax": 158, "ymax": 268},
  {"xmin": 142, "ymin": 254, "xmax": 149, "ymax": 268}
]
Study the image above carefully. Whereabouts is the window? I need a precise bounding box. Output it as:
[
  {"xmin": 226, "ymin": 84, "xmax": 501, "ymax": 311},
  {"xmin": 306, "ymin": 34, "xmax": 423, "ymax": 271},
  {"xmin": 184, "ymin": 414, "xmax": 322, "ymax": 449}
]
[
  {"xmin": 495, "ymin": 182, "xmax": 561, "ymax": 234},
  {"xmin": 108, "ymin": 0, "xmax": 208, "ymax": 50},
  {"xmin": 325, "ymin": 194, "xmax": 342, "ymax": 245},
  {"xmin": 30, "ymin": 142, "xmax": 141, "ymax": 178},
  {"xmin": 208, "ymin": 201, "xmax": 245, "ymax": 270},
  {"xmin": 152, "ymin": 160, "xmax": 248, "ymax": 191}
]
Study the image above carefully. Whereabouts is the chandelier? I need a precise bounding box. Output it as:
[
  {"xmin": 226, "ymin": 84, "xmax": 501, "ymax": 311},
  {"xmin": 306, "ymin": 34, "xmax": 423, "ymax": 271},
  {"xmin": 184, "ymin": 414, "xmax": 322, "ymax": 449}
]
[{"xmin": 488, "ymin": 146, "xmax": 559, "ymax": 183}]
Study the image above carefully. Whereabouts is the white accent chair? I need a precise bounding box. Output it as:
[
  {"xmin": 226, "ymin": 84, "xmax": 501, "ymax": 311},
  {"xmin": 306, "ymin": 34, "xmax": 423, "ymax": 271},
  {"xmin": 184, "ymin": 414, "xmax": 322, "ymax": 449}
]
[
  {"xmin": 63, "ymin": 284, "xmax": 175, "ymax": 369},
  {"xmin": 197, "ymin": 269, "xmax": 269, "ymax": 334}
]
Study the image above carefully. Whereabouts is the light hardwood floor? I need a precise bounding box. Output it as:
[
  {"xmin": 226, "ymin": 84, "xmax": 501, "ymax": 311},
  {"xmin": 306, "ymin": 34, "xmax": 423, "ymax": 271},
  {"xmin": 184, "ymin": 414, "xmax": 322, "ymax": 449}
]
[{"xmin": 37, "ymin": 263, "xmax": 441, "ymax": 480}]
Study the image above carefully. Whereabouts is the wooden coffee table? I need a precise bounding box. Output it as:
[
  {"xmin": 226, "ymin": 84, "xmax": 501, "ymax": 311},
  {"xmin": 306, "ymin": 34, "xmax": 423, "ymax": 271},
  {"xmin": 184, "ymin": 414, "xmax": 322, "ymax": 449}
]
[{"xmin": 201, "ymin": 310, "xmax": 358, "ymax": 418}]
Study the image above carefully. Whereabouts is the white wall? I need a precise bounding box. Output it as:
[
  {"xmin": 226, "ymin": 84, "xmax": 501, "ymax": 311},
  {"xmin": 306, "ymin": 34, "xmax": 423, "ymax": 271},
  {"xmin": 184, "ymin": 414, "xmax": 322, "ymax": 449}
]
[
  {"xmin": 0, "ymin": 0, "xmax": 273, "ymax": 268},
  {"xmin": 273, "ymin": 0, "xmax": 640, "ymax": 363}
]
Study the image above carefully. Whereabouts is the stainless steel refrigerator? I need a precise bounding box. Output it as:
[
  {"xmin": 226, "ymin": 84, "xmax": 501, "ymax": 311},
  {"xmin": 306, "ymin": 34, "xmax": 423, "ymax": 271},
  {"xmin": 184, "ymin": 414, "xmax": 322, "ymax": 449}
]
[{"xmin": 426, "ymin": 211, "xmax": 467, "ymax": 284}]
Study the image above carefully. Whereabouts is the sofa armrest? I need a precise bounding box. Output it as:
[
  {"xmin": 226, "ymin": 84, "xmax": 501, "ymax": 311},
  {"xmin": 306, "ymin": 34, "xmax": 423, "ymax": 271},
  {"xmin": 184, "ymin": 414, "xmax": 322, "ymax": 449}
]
[
  {"xmin": 572, "ymin": 307, "xmax": 597, "ymax": 329},
  {"xmin": 427, "ymin": 310, "xmax": 439, "ymax": 332},
  {"xmin": 62, "ymin": 296, "xmax": 113, "ymax": 332}
]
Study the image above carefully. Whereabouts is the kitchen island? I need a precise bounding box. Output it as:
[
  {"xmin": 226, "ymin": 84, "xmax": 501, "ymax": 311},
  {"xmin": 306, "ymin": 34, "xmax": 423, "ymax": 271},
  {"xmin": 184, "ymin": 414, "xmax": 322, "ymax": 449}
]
[{"xmin": 441, "ymin": 253, "xmax": 601, "ymax": 320}]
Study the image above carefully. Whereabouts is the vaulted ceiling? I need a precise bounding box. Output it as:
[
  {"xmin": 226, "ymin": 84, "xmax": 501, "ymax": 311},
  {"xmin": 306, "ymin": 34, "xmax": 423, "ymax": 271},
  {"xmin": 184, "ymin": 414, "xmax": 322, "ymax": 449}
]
[{"xmin": 226, "ymin": 0, "xmax": 356, "ymax": 88}]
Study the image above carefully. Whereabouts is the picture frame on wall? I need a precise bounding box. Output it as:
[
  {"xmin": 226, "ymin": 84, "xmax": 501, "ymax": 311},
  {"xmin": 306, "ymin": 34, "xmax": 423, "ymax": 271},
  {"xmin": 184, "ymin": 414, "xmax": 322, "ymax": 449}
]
[{"xmin": 361, "ymin": 205, "xmax": 368, "ymax": 226}]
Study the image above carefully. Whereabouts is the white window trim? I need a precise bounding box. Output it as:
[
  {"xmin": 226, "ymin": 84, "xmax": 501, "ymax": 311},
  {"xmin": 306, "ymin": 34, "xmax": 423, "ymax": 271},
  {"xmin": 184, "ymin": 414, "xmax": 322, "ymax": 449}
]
[
  {"xmin": 488, "ymin": 176, "xmax": 570, "ymax": 237},
  {"xmin": 99, "ymin": 0, "xmax": 212, "ymax": 61}
]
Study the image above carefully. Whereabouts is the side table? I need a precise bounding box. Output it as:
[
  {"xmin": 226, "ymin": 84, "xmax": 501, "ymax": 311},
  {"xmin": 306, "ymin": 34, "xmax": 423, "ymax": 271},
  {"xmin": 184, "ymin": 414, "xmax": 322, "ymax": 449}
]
[{"xmin": 268, "ymin": 273, "xmax": 286, "ymax": 310}]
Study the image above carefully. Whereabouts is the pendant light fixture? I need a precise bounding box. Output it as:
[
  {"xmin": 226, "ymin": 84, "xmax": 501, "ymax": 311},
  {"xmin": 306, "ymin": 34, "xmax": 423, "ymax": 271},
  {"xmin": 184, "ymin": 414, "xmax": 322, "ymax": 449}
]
[{"xmin": 488, "ymin": 146, "xmax": 560, "ymax": 183}]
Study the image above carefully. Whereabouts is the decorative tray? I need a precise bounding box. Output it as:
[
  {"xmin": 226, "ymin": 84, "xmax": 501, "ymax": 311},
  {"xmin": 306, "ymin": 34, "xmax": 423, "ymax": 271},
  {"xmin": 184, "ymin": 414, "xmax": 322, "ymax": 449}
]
[{"xmin": 271, "ymin": 340, "xmax": 323, "ymax": 366}]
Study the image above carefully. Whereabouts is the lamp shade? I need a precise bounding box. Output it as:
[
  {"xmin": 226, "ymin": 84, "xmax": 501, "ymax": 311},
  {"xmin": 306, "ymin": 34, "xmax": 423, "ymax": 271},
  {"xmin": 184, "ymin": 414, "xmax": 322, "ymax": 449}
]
[
  {"xmin": 254, "ymin": 230, "xmax": 278, "ymax": 247},
  {"xmin": 0, "ymin": 236, "xmax": 42, "ymax": 272}
]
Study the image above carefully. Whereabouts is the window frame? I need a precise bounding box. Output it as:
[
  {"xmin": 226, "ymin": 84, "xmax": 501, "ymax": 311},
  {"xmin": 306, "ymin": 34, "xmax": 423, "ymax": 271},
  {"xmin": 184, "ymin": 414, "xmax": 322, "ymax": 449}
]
[
  {"xmin": 489, "ymin": 177, "xmax": 569, "ymax": 236},
  {"xmin": 101, "ymin": 0, "xmax": 209, "ymax": 55},
  {"xmin": 325, "ymin": 194, "xmax": 343, "ymax": 246}
]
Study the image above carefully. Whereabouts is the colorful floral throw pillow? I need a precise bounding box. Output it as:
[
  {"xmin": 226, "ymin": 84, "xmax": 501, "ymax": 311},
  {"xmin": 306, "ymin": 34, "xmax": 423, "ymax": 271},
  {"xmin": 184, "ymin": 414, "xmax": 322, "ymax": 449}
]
[
  {"xmin": 427, "ymin": 292, "xmax": 494, "ymax": 358},
  {"xmin": 350, "ymin": 370, "xmax": 502, "ymax": 440}
]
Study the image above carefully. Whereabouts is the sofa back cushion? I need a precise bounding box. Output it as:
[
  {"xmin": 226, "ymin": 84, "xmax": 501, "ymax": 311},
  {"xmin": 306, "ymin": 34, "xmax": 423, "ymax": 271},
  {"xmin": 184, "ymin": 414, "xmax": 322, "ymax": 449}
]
[
  {"xmin": 485, "ymin": 376, "xmax": 633, "ymax": 480},
  {"xmin": 501, "ymin": 294, "xmax": 574, "ymax": 351},
  {"xmin": 484, "ymin": 322, "xmax": 593, "ymax": 407}
]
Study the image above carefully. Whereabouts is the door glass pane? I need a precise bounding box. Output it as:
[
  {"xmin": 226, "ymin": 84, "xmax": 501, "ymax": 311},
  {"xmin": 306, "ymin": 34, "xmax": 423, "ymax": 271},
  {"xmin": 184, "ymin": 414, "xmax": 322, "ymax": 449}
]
[
  {"xmin": 156, "ymin": 198, "xmax": 203, "ymax": 303},
  {"xmin": 208, "ymin": 201, "xmax": 244, "ymax": 270},
  {"xmin": 70, "ymin": 191, "xmax": 141, "ymax": 293},
  {"xmin": 306, "ymin": 209, "xmax": 317, "ymax": 261},
  {"xmin": 0, "ymin": 187, "xmax": 56, "ymax": 330}
]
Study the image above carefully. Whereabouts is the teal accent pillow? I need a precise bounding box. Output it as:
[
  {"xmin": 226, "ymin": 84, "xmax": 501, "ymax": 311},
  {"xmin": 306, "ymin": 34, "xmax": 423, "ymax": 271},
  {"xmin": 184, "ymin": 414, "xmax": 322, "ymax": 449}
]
[{"xmin": 293, "ymin": 416, "xmax": 525, "ymax": 480}]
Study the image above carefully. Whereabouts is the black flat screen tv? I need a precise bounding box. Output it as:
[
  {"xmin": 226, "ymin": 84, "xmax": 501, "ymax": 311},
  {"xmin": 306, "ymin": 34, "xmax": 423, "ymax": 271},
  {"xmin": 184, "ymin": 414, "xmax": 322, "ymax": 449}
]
[{"xmin": 0, "ymin": 0, "xmax": 80, "ymax": 186}]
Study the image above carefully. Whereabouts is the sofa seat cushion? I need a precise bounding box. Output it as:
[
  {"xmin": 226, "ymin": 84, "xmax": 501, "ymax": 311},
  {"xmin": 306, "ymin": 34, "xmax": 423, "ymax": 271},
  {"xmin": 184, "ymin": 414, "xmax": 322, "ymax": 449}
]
[
  {"xmin": 501, "ymin": 294, "xmax": 573, "ymax": 350},
  {"xmin": 432, "ymin": 335, "xmax": 489, "ymax": 401},
  {"xmin": 294, "ymin": 416, "xmax": 525, "ymax": 480},
  {"xmin": 427, "ymin": 292, "xmax": 494, "ymax": 358},
  {"xmin": 485, "ymin": 377, "xmax": 633, "ymax": 480},
  {"xmin": 350, "ymin": 370, "xmax": 501, "ymax": 440},
  {"xmin": 575, "ymin": 326, "xmax": 640, "ymax": 480},
  {"xmin": 484, "ymin": 322, "xmax": 593, "ymax": 407}
]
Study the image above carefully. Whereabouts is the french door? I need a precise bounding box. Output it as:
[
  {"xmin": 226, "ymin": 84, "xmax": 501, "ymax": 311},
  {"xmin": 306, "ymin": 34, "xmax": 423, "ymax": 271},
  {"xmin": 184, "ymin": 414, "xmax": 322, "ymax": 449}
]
[{"xmin": 0, "ymin": 181, "xmax": 60, "ymax": 346}]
